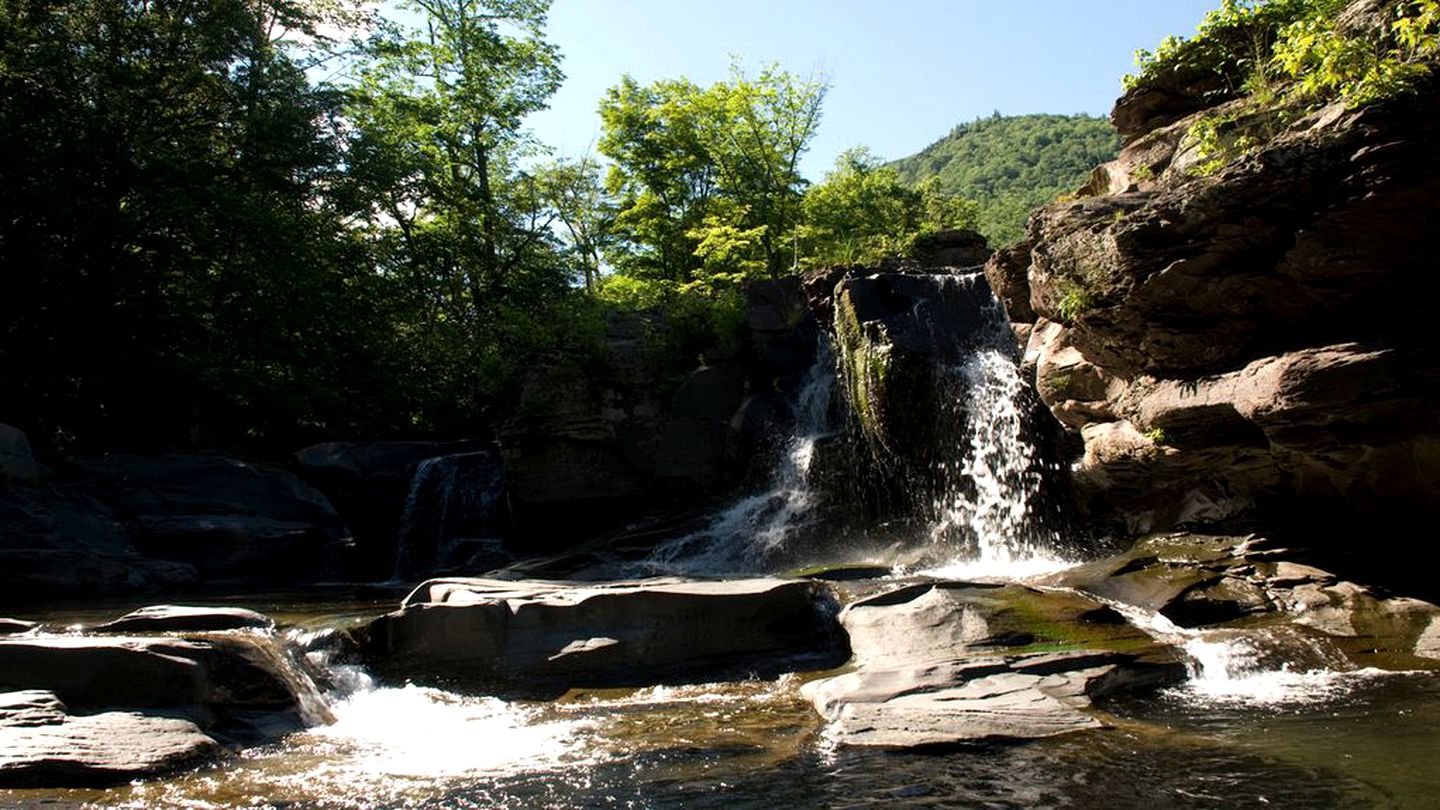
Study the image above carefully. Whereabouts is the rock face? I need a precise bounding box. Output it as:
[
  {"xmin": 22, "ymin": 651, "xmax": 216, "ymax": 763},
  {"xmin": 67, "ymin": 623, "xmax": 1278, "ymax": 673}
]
[
  {"xmin": 1012, "ymin": 10, "xmax": 1440, "ymax": 534},
  {"xmin": 360, "ymin": 577, "xmax": 848, "ymax": 697},
  {"xmin": 803, "ymin": 580, "xmax": 1181, "ymax": 748},
  {"xmin": 500, "ymin": 288, "xmax": 824, "ymax": 544},
  {"xmin": 832, "ymin": 272, "xmax": 1005, "ymax": 466},
  {"xmin": 0, "ymin": 614, "xmax": 328, "ymax": 787},
  {"xmin": 0, "ymin": 454, "xmax": 351, "ymax": 600}
]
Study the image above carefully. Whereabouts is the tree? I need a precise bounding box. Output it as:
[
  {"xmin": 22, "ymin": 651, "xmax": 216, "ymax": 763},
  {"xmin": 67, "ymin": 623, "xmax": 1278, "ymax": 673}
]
[
  {"xmin": 342, "ymin": 0, "xmax": 575, "ymax": 418},
  {"xmin": 598, "ymin": 64, "xmax": 827, "ymax": 282},
  {"xmin": 0, "ymin": 0, "xmax": 389, "ymax": 448},
  {"xmin": 800, "ymin": 148, "xmax": 979, "ymax": 266},
  {"xmin": 534, "ymin": 155, "xmax": 614, "ymax": 292}
]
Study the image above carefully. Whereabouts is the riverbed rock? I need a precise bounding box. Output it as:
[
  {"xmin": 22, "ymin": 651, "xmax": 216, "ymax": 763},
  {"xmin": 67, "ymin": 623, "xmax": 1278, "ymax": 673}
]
[
  {"xmin": 0, "ymin": 620, "xmax": 35, "ymax": 636},
  {"xmin": 360, "ymin": 577, "xmax": 848, "ymax": 697},
  {"xmin": 1047, "ymin": 533, "xmax": 1440, "ymax": 669},
  {"xmin": 93, "ymin": 605, "xmax": 275, "ymax": 634},
  {"xmin": 0, "ymin": 690, "xmax": 221, "ymax": 787},
  {"xmin": 803, "ymin": 580, "xmax": 1181, "ymax": 747}
]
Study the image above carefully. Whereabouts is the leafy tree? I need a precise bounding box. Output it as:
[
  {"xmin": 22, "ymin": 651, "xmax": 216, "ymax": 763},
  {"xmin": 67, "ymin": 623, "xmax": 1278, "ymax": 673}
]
[
  {"xmin": 0, "ymin": 0, "xmax": 391, "ymax": 448},
  {"xmin": 599, "ymin": 64, "xmax": 827, "ymax": 282},
  {"xmin": 342, "ymin": 0, "xmax": 577, "ymax": 421},
  {"xmin": 800, "ymin": 147, "xmax": 979, "ymax": 265}
]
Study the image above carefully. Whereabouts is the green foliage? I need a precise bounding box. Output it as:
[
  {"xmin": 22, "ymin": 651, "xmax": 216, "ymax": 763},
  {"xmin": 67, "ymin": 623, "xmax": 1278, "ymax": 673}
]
[
  {"xmin": 1143, "ymin": 427, "xmax": 1170, "ymax": 445},
  {"xmin": 1055, "ymin": 279, "xmax": 1095, "ymax": 322},
  {"xmin": 599, "ymin": 63, "xmax": 827, "ymax": 282},
  {"xmin": 888, "ymin": 113, "xmax": 1119, "ymax": 245},
  {"xmin": 1138, "ymin": 0, "xmax": 1440, "ymax": 177},
  {"xmin": 1130, "ymin": 0, "xmax": 1439, "ymax": 158},
  {"xmin": 799, "ymin": 148, "xmax": 979, "ymax": 266}
]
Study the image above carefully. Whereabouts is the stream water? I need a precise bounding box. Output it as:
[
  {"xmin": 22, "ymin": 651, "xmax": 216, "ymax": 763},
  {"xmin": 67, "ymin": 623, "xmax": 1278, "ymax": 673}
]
[{"xmin": 6, "ymin": 276, "xmax": 1438, "ymax": 807}]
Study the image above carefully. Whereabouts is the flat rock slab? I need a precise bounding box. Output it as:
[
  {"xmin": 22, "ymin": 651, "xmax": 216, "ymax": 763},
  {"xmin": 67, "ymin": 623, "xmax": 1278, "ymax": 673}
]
[
  {"xmin": 93, "ymin": 605, "xmax": 275, "ymax": 634},
  {"xmin": 361, "ymin": 576, "xmax": 848, "ymax": 697},
  {"xmin": 803, "ymin": 580, "xmax": 1181, "ymax": 748},
  {"xmin": 0, "ymin": 620, "xmax": 35, "ymax": 636},
  {"xmin": 0, "ymin": 690, "xmax": 220, "ymax": 787}
]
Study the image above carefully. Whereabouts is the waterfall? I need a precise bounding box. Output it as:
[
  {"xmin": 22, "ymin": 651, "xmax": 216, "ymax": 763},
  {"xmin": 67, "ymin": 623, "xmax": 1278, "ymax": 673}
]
[
  {"xmin": 392, "ymin": 451, "xmax": 506, "ymax": 581},
  {"xmin": 646, "ymin": 340, "xmax": 837, "ymax": 574},
  {"xmin": 904, "ymin": 273, "xmax": 1067, "ymax": 577}
]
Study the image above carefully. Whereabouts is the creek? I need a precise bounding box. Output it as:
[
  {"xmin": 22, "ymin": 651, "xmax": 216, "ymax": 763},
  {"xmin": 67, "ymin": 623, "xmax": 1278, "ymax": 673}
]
[{"xmin": 3, "ymin": 273, "xmax": 1437, "ymax": 809}]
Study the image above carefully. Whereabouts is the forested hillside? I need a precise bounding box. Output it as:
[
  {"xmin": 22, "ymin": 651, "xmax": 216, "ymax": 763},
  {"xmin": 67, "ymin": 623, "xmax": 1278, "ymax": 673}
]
[{"xmin": 890, "ymin": 113, "xmax": 1119, "ymax": 244}]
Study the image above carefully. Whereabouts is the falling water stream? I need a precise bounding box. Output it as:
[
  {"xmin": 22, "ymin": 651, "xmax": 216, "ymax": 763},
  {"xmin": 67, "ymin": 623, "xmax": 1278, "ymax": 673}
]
[{"xmin": 5, "ymin": 277, "xmax": 1438, "ymax": 808}]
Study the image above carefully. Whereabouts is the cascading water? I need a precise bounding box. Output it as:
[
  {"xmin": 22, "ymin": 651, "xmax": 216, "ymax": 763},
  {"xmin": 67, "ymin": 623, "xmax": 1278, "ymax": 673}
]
[
  {"xmin": 911, "ymin": 273, "xmax": 1068, "ymax": 578},
  {"xmin": 392, "ymin": 451, "xmax": 507, "ymax": 581},
  {"xmin": 646, "ymin": 340, "xmax": 838, "ymax": 574}
]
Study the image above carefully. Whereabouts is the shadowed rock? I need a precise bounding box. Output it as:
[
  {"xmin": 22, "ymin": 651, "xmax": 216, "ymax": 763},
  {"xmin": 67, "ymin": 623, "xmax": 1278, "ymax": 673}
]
[{"xmin": 360, "ymin": 576, "xmax": 848, "ymax": 697}]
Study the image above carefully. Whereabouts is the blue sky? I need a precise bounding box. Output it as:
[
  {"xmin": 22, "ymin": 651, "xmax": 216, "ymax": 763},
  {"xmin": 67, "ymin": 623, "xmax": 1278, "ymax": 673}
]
[{"xmin": 524, "ymin": 0, "xmax": 1220, "ymax": 178}]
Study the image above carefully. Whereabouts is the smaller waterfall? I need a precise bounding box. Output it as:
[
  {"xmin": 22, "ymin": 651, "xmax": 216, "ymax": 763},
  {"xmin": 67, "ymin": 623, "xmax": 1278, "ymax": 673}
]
[
  {"xmin": 1120, "ymin": 608, "xmax": 1379, "ymax": 706},
  {"xmin": 393, "ymin": 451, "xmax": 506, "ymax": 580},
  {"xmin": 647, "ymin": 342, "xmax": 837, "ymax": 573}
]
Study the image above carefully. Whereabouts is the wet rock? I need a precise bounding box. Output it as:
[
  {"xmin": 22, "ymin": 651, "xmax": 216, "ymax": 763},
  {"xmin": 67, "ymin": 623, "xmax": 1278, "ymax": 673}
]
[
  {"xmin": 0, "ymin": 634, "xmax": 328, "ymax": 731},
  {"xmin": 832, "ymin": 272, "xmax": 1002, "ymax": 463},
  {"xmin": 0, "ymin": 690, "xmax": 221, "ymax": 788},
  {"xmin": 0, "ymin": 620, "xmax": 35, "ymax": 636},
  {"xmin": 803, "ymin": 581, "xmax": 1181, "ymax": 748},
  {"xmin": 0, "ymin": 424, "xmax": 40, "ymax": 483},
  {"xmin": 1049, "ymin": 533, "xmax": 1440, "ymax": 666},
  {"xmin": 360, "ymin": 577, "xmax": 848, "ymax": 697},
  {"xmin": 93, "ymin": 605, "xmax": 275, "ymax": 634}
]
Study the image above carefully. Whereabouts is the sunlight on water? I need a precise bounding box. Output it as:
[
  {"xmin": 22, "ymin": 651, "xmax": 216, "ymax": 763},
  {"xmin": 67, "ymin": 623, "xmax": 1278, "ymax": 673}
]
[
  {"xmin": 312, "ymin": 681, "xmax": 586, "ymax": 778},
  {"xmin": 1174, "ymin": 634, "xmax": 1392, "ymax": 707},
  {"xmin": 918, "ymin": 553, "xmax": 1074, "ymax": 582}
]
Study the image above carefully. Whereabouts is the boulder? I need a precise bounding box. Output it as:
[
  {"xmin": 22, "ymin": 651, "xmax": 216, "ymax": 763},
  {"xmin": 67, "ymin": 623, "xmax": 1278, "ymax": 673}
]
[
  {"xmin": 910, "ymin": 229, "xmax": 993, "ymax": 268},
  {"xmin": 802, "ymin": 580, "xmax": 1181, "ymax": 747},
  {"xmin": 0, "ymin": 690, "xmax": 220, "ymax": 788},
  {"xmin": 832, "ymin": 272, "xmax": 1005, "ymax": 464},
  {"xmin": 360, "ymin": 576, "xmax": 848, "ymax": 697},
  {"xmin": 0, "ymin": 424, "xmax": 40, "ymax": 483},
  {"xmin": 93, "ymin": 605, "xmax": 275, "ymax": 634},
  {"xmin": 983, "ymin": 240, "xmax": 1035, "ymax": 324}
]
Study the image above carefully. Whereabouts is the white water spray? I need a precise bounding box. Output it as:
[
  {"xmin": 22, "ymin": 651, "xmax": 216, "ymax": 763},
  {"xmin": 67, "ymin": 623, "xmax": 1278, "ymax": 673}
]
[
  {"xmin": 920, "ymin": 275, "xmax": 1068, "ymax": 579},
  {"xmin": 647, "ymin": 341, "xmax": 836, "ymax": 573}
]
